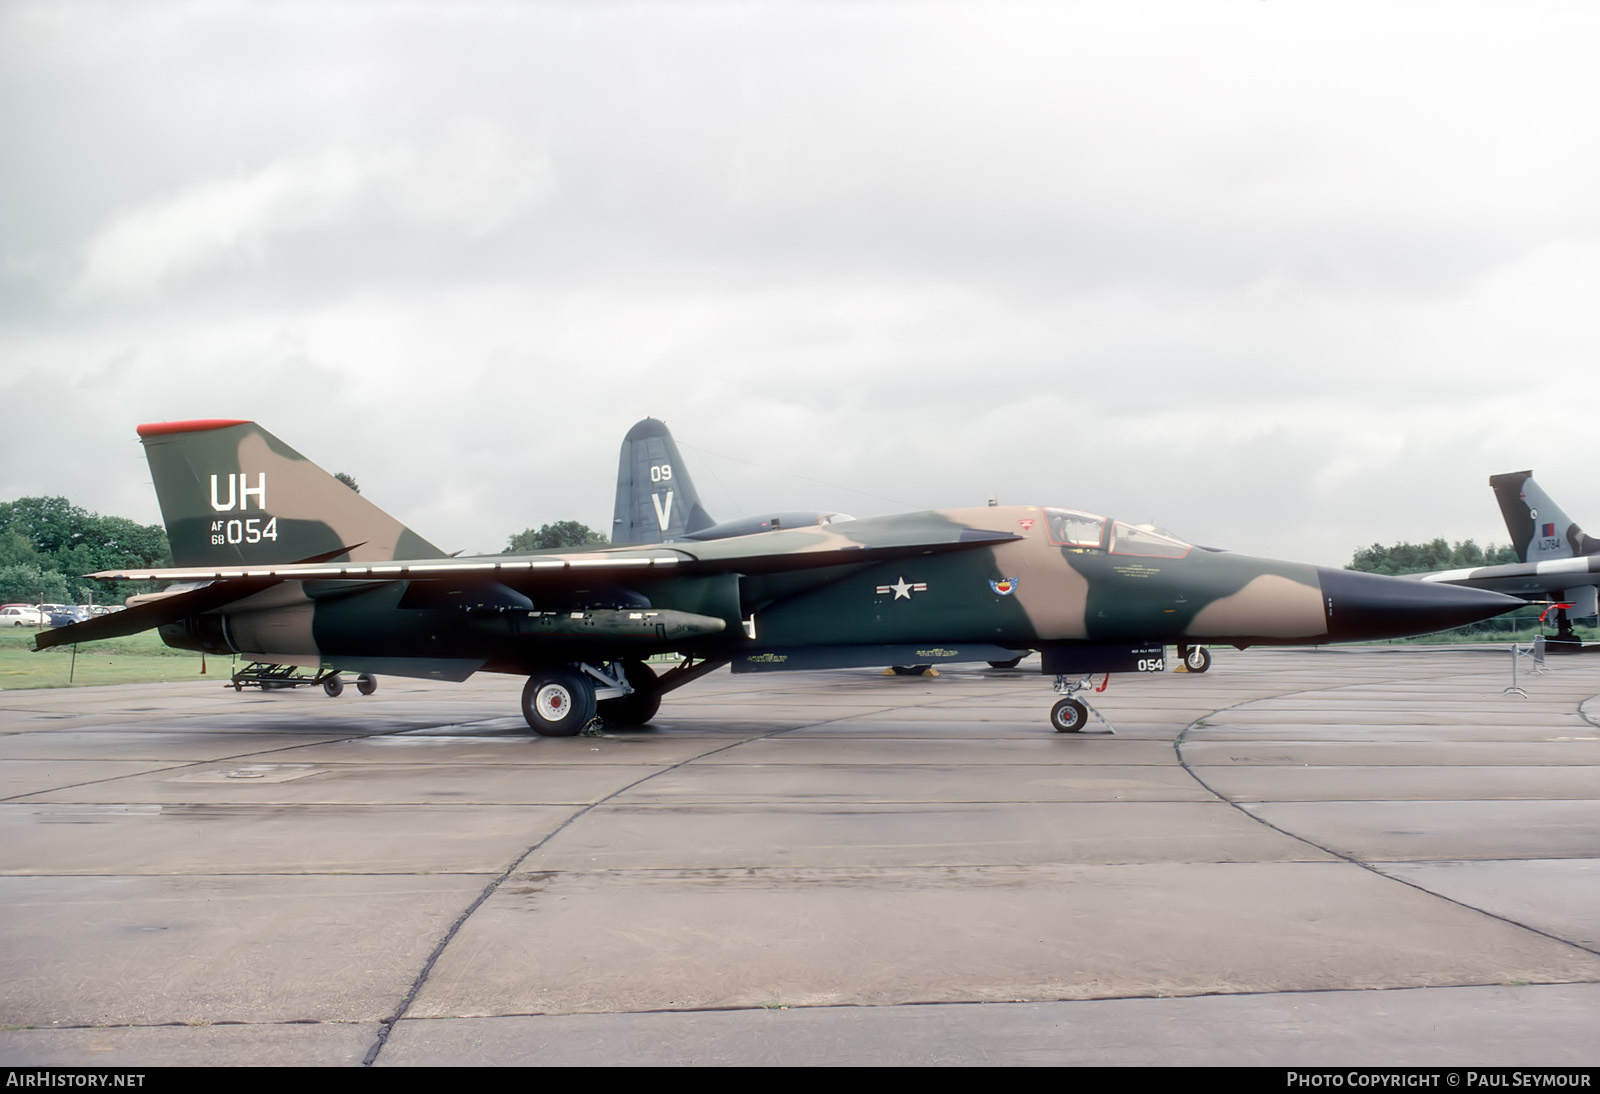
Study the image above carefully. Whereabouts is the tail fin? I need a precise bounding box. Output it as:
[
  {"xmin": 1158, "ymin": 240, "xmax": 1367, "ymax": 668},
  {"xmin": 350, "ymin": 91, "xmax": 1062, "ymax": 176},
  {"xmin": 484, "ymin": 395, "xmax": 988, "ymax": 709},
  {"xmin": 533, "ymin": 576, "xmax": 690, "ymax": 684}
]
[
  {"xmin": 1489, "ymin": 470, "xmax": 1598, "ymax": 563},
  {"xmin": 138, "ymin": 419, "xmax": 446, "ymax": 567},
  {"xmin": 610, "ymin": 418, "xmax": 715, "ymax": 545}
]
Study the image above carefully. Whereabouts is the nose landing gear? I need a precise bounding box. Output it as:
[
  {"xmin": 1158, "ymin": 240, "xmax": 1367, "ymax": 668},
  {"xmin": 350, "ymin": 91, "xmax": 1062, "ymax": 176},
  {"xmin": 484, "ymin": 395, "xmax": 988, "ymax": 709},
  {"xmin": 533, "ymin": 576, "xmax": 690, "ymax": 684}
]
[
  {"xmin": 1050, "ymin": 696, "xmax": 1088, "ymax": 732},
  {"xmin": 1049, "ymin": 674, "xmax": 1115, "ymax": 734}
]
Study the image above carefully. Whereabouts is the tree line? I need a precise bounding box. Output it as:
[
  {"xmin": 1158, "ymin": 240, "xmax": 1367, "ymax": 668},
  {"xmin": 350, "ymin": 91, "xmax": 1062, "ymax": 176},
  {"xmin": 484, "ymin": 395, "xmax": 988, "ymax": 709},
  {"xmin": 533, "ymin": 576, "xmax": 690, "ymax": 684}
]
[
  {"xmin": 0, "ymin": 497, "xmax": 171, "ymax": 606},
  {"xmin": 503, "ymin": 521, "xmax": 608, "ymax": 552},
  {"xmin": 1346, "ymin": 538, "xmax": 1518, "ymax": 575}
]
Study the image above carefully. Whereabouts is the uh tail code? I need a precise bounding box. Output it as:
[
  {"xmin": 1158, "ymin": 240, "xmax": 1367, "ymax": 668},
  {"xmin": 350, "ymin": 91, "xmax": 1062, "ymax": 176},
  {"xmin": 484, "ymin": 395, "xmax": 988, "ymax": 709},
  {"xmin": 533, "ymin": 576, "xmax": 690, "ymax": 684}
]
[{"xmin": 209, "ymin": 473, "xmax": 278, "ymax": 544}]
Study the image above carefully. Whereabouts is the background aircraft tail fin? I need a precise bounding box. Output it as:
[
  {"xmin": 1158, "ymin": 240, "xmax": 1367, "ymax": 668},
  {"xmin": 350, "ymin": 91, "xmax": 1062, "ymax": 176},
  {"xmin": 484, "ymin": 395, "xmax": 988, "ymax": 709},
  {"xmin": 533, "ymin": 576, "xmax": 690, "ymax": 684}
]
[
  {"xmin": 138, "ymin": 419, "xmax": 447, "ymax": 567},
  {"xmin": 611, "ymin": 418, "xmax": 716, "ymax": 544},
  {"xmin": 1489, "ymin": 470, "xmax": 1598, "ymax": 563}
]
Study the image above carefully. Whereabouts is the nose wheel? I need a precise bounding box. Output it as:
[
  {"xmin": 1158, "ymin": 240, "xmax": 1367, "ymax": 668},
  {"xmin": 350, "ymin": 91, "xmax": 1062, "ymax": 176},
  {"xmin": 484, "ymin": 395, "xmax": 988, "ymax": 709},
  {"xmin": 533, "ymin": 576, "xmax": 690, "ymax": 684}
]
[
  {"xmin": 1049, "ymin": 674, "xmax": 1116, "ymax": 734},
  {"xmin": 1050, "ymin": 697, "xmax": 1088, "ymax": 733}
]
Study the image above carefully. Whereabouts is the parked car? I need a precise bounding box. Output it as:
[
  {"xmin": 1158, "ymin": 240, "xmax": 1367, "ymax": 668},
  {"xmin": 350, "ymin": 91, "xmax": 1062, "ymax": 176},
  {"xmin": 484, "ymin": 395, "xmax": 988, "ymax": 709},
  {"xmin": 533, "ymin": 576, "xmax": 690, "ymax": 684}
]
[
  {"xmin": 0, "ymin": 606, "xmax": 45, "ymax": 627},
  {"xmin": 47, "ymin": 606, "xmax": 92, "ymax": 627}
]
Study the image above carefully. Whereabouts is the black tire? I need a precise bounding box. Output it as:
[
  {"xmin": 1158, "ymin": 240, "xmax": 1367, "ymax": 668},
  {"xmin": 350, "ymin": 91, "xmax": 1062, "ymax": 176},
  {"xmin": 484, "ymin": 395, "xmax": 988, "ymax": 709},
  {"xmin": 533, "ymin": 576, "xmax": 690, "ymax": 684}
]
[
  {"xmin": 1050, "ymin": 698, "xmax": 1088, "ymax": 733},
  {"xmin": 323, "ymin": 675, "xmax": 344, "ymax": 698},
  {"xmin": 356, "ymin": 673, "xmax": 377, "ymax": 696},
  {"xmin": 1183, "ymin": 646, "xmax": 1212, "ymax": 674},
  {"xmin": 522, "ymin": 668, "xmax": 597, "ymax": 737},
  {"xmin": 597, "ymin": 660, "xmax": 661, "ymax": 727},
  {"xmin": 987, "ymin": 657, "xmax": 1023, "ymax": 669},
  {"xmin": 891, "ymin": 665, "xmax": 931, "ymax": 676}
]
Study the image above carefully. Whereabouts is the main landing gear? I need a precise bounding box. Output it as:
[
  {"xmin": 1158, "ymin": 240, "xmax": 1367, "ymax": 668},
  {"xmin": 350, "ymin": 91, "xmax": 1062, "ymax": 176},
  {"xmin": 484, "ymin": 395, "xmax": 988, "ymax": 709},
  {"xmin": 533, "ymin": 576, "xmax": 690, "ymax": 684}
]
[
  {"xmin": 521, "ymin": 667, "xmax": 597, "ymax": 736},
  {"xmin": 1178, "ymin": 644, "xmax": 1211, "ymax": 673},
  {"xmin": 520, "ymin": 657, "xmax": 724, "ymax": 737}
]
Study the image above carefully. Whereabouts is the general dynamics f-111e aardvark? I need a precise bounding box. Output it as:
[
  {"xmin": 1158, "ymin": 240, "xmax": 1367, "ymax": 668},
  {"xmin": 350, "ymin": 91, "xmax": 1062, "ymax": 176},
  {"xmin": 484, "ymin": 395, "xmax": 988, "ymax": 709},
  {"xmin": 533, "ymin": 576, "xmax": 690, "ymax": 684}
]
[{"xmin": 37, "ymin": 420, "xmax": 1522, "ymax": 735}]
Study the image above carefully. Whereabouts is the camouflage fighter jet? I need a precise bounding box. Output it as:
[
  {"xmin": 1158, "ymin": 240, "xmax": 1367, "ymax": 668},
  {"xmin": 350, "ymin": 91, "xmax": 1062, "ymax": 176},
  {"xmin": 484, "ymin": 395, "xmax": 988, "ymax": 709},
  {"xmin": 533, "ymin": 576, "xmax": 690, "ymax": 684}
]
[
  {"xmin": 1420, "ymin": 470, "xmax": 1600, "ymax": 646},
  {"xmin": 38, "ymin": 420, "xmax": 1522, "ymax": 735}
]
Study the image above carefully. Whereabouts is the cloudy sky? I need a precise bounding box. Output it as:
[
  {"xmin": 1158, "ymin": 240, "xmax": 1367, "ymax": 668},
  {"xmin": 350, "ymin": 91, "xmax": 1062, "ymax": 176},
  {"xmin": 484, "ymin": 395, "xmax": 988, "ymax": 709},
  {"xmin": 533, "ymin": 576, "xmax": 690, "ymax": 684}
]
[{"xmin": 3, "ymin": 1, "xmax": 1597, "ymax": 565}]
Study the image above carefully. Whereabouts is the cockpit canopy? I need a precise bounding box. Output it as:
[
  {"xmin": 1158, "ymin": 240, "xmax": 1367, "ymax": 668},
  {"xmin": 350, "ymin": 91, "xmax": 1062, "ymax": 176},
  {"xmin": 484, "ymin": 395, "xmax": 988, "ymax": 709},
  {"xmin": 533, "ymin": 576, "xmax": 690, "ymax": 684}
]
[{"xmin": 1043, "ymin": 508, "xmax": 1192, "ymax": 559}]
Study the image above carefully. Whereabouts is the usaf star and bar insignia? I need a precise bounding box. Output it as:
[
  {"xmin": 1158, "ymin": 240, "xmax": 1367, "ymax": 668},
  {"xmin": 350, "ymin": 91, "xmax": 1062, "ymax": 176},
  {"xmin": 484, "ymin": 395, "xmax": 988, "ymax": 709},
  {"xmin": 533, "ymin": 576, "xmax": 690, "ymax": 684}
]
[
  {"xmin": 876, "ymin": 576, "xmax": 928, "ymax": 600},
  {"xmin": 874, "ymin": 576, "xmax": 1019, "ymax": 599}
]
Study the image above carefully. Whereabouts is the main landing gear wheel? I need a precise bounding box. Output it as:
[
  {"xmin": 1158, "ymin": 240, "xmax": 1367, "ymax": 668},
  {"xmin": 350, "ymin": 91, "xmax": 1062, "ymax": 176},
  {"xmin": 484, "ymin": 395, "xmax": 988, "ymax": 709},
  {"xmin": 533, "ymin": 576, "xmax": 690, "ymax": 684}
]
[
  {"xmin": 356, "ymin": 673, "xmax": 377, "ymax": 695},
  {"xmin": 988, "ymin": 657, "xmax": 1023, "ymax": 669},
  {"xmin": 1182, "ymin": 646, "xmax": 1212, "ymax": 673},
  {"xmin": 322, "ymin": 675, "xmax": 344, "ymax": 697},
  {"xmin": 891, "ymin": 665, "xmax": 932, "ymax": 676},
  {"xmin": 522, "ymin": 668, "xmax": 597, "ymax": 737},
  {"xmin": 1050, "ymin": 697, "xmax": 1088, "ymax": 733},
  {"xmin": 597, "ymin": 660, "xmax": 661, "ymax": 727}
]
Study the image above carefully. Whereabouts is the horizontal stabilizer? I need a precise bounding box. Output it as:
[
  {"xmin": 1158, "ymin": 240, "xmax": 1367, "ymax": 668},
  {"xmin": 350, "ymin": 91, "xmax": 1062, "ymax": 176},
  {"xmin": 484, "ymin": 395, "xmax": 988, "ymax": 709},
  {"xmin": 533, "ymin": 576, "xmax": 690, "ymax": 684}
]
[{"xmin": 34, "ymin": 578, "xmax": 281, "ymax": 651}]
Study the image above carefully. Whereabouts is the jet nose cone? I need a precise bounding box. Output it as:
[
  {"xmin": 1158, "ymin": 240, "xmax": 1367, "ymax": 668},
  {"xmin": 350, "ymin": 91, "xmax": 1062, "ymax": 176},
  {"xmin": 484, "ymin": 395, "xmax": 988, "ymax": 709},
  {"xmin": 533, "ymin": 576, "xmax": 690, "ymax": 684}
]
[{"xmin": 1317, "ymin": 568, "xmax": 1524, "ymax": 641}]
